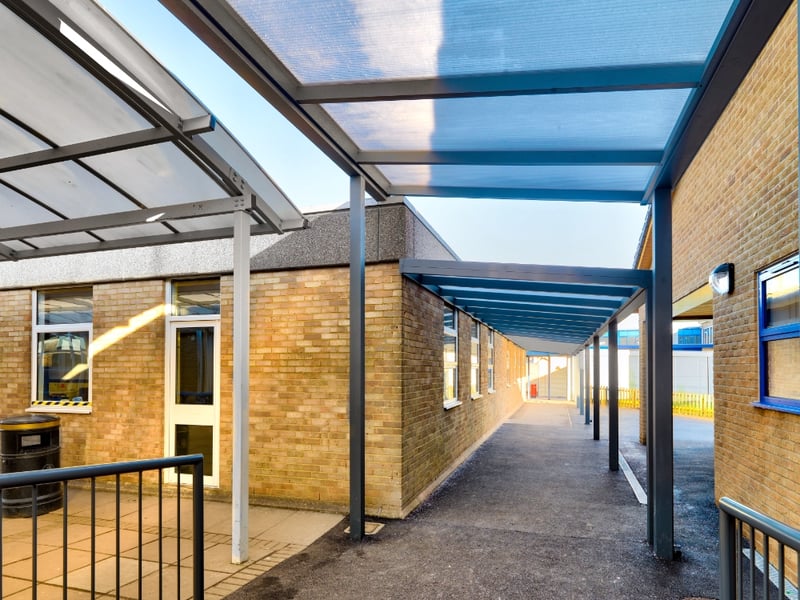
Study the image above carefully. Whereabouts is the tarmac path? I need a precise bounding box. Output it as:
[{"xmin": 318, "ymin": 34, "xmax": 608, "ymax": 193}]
[{"xmin": 229, "ymin": 402, "xmax": 717, "ymax": 600}]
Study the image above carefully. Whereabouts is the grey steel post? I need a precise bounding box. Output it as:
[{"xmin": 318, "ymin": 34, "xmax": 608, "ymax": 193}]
[
  {"xmin": 584, "ymin": 346, "xmax": 591, "ymax": 424},
  {"xmin": 652, "ymin": 187, "xmax": 674, "ymax": 559},
  {"xmin": 608, "ymin": 319, "xmax": 619, "ymax": 471},
  {"xmin": 577, "ymin": 352, "xmax": 584, "ymax": 414},
  {"xmin": 646, "ymin": 289, "xmax": 654, "ymax": 545},
  {"xmin": 349, "ymin": 175, "xmax": 366, "ymax": 541},
  {"xmin": 593, "ymin": 334, "xmax": 600, "ymax": 441},
  {"xmin": 231, "ymin": 206, "xmax": 250, "ymax": 563},
  {"xmin": 718, "ymin": 508, "xmax": 736, "ymax": 600}
]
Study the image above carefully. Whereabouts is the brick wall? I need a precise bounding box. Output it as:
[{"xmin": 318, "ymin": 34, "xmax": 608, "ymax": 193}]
[
  {"xmin": 401, "ymin": 280, "xmax": 525, "ymax": 515},
  {"xmin": 241, "ymin": 263, "xmax": 403, "ymax": 515},
  {"xmin": 0, "ymin": 282, "xmax": 168, "ymax": 486},
  {"xmin": 0, "ymin": 290, "xmax": 31, "ymax": 409},
  {"xmin": 672, "ymin": 5, "xmax": 799, "ymax": 528},
  {"xmin": 0, "ymin": 261, "xmax": 525, "ymax": 518}
]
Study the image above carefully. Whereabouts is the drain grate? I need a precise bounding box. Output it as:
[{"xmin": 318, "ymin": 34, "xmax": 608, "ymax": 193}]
[{"xmin": 344, "ymin": 522, "xmax": 384, "ymax": 536}]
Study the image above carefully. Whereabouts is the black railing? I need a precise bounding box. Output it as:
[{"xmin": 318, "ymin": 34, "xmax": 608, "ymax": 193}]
[
  {"xmin": 0, "ymin": 454, "xmax": 204, "ymax": 599},
  {"xmin": 720, "ymin": 497, "xmax": 800, "ymax": 599}
]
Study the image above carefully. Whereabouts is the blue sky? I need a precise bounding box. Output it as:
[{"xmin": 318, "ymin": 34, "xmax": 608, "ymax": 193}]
[{"xmin": 97, "ymin": 0, "xmax": 648, "ymax": 268}]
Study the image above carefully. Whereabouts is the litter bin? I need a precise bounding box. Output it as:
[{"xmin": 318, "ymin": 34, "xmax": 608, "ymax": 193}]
[
  {"xmin": 0, "ymin": 415, "xmax": 62, "ymax": 517},
  {"xmin": 530, "ymin": 383, "xmax": 538, "ymax": 398}
]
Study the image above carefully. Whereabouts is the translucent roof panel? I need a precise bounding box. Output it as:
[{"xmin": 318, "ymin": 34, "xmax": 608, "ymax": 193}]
[
  {"xmin": 82, "ymin": 143, "xmax": 229, "ymax": 207},
  {"xmin": 323, "ymin": 90, "xmax": 692, "ymax": 152},
  {"xmin": 3, "ymin": 162, "xmax": 139, "ymax": 218},
  {"xmin": 378, "ymin": 165, "xmax": 655, "ymax": 193},
  {"xmin": 0, "ymin": 3, "xmax": 152, "ymax": 146},
  {"xmin": 228, "ymin": 0, "xmax": 737, "ymax": 83},
  {"xmin": 0, "ymin": 116, "xmax": 51, "ymax": 159},
  {"xmin": 0, "ymin": 0, "xmax": 306, "ymax": 261}
]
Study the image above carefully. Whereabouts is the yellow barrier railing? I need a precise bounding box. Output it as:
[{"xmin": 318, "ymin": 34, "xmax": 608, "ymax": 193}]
[{"xmin": 597, "ymin": 387, "xmax": 714, "ymax": 418}]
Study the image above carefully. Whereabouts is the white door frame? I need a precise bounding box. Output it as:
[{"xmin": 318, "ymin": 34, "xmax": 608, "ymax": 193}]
[{"xmin": 165, "ymin": 316, "xmax": 221, "ymax": 487}]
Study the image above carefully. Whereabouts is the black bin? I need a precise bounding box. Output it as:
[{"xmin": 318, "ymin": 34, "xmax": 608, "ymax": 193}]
[{"xmin": 0, "ymin": 415, "xmax": 62, "ymax": 517}]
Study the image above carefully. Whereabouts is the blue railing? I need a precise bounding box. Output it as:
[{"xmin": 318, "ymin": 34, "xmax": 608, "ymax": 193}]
[
  {"xmin": 0, "ymin": 455, "xmax": 204, "ymax": 599},
  {"xmin": 720, "ymin": 497, "xmax": 800, "ymax": 599}
]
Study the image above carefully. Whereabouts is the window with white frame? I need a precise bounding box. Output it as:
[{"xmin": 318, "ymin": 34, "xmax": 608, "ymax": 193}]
[
  {"xmin": 757, "ymin": 254, "xmax": 800, "ymax": 412},
  {"xmin": 487, "ymin": 330, "xmax": 495, "ymax": 392},
  {"xmin": 32, "ymin": 287, "xmax": 93, "ymax": 411},
  {"xmin": 443, "ymin": 306, "xmax": 459, "ymax": 407},
  {"xmin": 470, "ymin": 321, "xmax": 481, "ymax": 397}
]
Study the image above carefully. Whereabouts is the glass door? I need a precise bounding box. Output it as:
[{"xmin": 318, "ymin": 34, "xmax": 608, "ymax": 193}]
[{"xmin": 166, "ymin": 320, "xmax": 220, "ymax": 486}]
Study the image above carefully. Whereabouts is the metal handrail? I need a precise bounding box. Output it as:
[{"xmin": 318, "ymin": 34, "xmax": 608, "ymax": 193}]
[
  {"xmin": 0, "ymin": 454, "xmax": 205, "ymax": 599},
  {"xmin": 719, "ymin": 496, "xmax": 800, "ymax": 599}
]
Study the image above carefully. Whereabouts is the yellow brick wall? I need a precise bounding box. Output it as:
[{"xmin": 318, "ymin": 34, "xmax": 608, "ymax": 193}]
[
  {"xmin": 672, "ymin": 5, "xmax": 799, "ymax": 528},
  {"xmin": 0, "ymin": 290, "xmax": 31, "ymax": 408},
  {"xmin": 1, "ymin": 262, "xmax": 525, "ymax": 517},
  {"xmin": 0, "ymin": 282, "xmax": 168, "ymax": 486},
  {"xmin": 401, "ymin": 280, "xmax": 524, "ymax": 515},
  {"xmin": 238, "ymin": 263, "xmax": 403, "ymax": 515}
]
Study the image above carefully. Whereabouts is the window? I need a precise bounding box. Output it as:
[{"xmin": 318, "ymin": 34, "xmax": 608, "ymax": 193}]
[
  {"xmin": 171, "ymin": 279, "xmax": 221, "ymax": 316},
  {"xmin": 32, "ymin": 287, "xmax": 93, "ymax": 412},
  {"xmin": 757, "ymin": 255, "xmax": 800, "ymax": 412},
  {"xmin": 487, "ymin": 330, "xmax": 495, "ymax": 392},
  {"xmin": 443, "ymin": 306, "xmax": 459, "ymax": 408},
  {"xmin": 470, "ymin": 321, "xmax": 481, "ymax": 398}
]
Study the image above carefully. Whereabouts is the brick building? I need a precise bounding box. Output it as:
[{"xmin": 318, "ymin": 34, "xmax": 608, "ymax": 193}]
[
  {"xmin": 0, "ymin": 202, "xmax": 526, "ymax": 518},
  {"xmin": 634, "ymin": 4, "xmax": 800, "ymax": 536}
]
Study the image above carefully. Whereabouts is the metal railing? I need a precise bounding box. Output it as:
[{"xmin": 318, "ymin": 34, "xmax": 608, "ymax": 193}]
[
  {"xmin": 720, "ymin": 497, "xmax": 800, "ymax": 599},
  {"xmin": 598, "ymin": 386, "xmax": 714, "ymax": 418},
  {"xmin": 0, "ymin": 455, "xmax": 204, "ymax": 599}
]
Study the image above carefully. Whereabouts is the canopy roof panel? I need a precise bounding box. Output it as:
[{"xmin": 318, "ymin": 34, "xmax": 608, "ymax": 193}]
[
  {"xmin": 163, "ymin": 0, "xmax": 791, "ymax": 205},
  {"xmin": 161, "ymin": 0, "xmax": 791, "ymax": 348},
  {"xmin": 0, "ymin": 0, "xmax": 306, "ymax": 262},
  {"xmin": 402, "ymin": 259, "xmax": 648, "ymax": 353}
]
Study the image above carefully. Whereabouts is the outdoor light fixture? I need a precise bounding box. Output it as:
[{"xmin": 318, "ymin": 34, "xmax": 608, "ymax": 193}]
[{"xmin": 709, "ymin": 263, "xmax": 734, "ymax": 295}]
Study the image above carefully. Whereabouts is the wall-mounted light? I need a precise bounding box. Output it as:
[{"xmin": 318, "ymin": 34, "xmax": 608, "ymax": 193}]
[{"xmin": 709, "ymin": 263, "xmax": 734, "ymax": 295}]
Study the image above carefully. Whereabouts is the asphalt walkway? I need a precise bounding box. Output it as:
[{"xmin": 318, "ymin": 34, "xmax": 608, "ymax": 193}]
[{"xmin": 229, "ymin": 402, "xmax": 717, "ymax": 600}]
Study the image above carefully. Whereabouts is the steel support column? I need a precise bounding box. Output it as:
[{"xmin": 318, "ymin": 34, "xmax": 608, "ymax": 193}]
[
  {"xmin": 652, "ymin": 187, "xmax": 675, "ymax": 559},
  {"xmin": 584, "ymin": 346, "xmax": 591, "ymax": 424},
  {"xmin": 608, "ymin": 319, "xmax": 619, "ymax": 471},
  {"xmin": 349, "ymin": 175, "xmax": 366, "ymax": 541},
  {"xmin": 646, "ymin": 289, "xmax": 654, "ymax": 545},
  {"xmin": 577, "ymin": 353, "xmax": 583, "ymax": 414},
  {"xmin": 593, "ymin": 334, "xmax": 600, "ymax": 441},
  {"xmin": 231, "ymin": 207, "xmax": 250, "ymax": 563}
]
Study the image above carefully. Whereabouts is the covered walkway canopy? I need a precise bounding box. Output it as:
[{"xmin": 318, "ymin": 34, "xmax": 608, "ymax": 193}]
[
  {"xmin": 401, "ymin": 258, "xmax": 649, "ymax": 355},
  {"xmin": 1, "ymin": 0, "xmax": 793, "ymax": 564},
  {"xmin": 159, "ymin": 0, "xmax": 793, "ymax": 561}
]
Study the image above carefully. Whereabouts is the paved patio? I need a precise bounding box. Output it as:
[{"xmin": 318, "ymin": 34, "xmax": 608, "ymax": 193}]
[{"xmin": 1, "ymin": 487, "xmax": 343, "ymax": 599}]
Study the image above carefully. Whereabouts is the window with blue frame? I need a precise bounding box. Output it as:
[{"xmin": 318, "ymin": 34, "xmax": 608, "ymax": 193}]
[{"xmin": 758, "ymin": 254, "xmax": 800, "ymax": 412}]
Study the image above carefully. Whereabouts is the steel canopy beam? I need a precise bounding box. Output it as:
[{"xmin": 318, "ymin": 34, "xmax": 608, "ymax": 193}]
[
  {"xmin": 358, "ymin": 149, "xmax": 663, "ymax": 167},
  {"xmin": 0, "ymin": 223, "xmax": 280, "ymax": 261},
  {"xmin": 158, "ymin": 0, "xmax": 391, "ymax": 202},
  {"xmin": 0, "ymin": 118, "xmax": 213, "ymax": 174},
  {"xmin": 401, "ymin": 259, "xmax": 651, "ymax": 289},
  {"xmin": 391, "ymin": 185, "xmax": 643, "ymax": 203},
  {"xmin": 0, "ymin": 197, "xmax": 256, "ymax": 241},
  {"xmin": 296, "ymin": 63, "xmax": 704, "ymax": 103},
  {"xmin": 419, "ymin": 276, "xmax": 639, "ymax": 298},
  {"xmin": 456, "ymin": 303, "xmax": 614, "ymax": 319}
]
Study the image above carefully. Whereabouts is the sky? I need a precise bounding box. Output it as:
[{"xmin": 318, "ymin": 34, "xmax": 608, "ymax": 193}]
[{"xmin": 96, "ymin": 0, "xmax": 648, "ymax": 268}]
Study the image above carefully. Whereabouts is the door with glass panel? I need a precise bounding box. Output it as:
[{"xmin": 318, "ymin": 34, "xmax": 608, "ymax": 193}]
[{"xmin": 166, "ymin": 320, "xmax": 220, "ymax": 486}]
